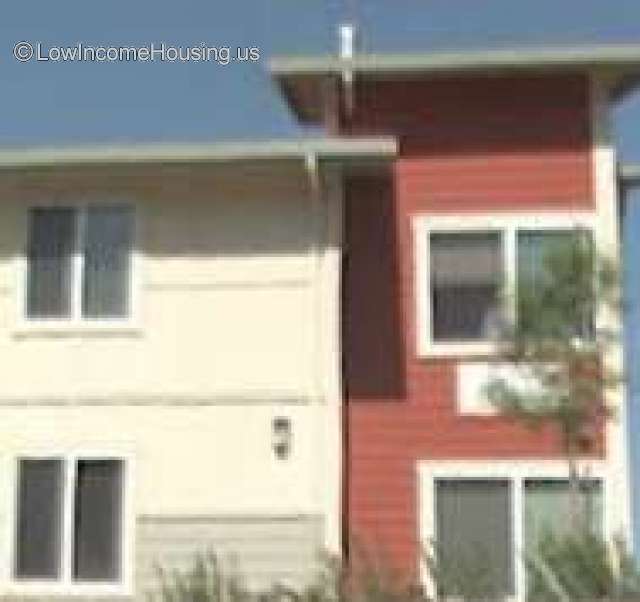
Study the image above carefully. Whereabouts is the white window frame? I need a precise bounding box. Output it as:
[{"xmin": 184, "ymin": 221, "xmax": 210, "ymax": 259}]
[
  {"xmin": 417, "ymin": 459, "xmax": 608, "ymax": 602},
  {"xmin": 6, "ymin": 451, "xmax": 134, "ymax": 597},
  {"xmin": 17, "ymin": 202, "xmax": 140, "ymax": 334},
  {"xmin": 413, "ymin": 212, "xmax": 597, "ymax": 357},
  {"xmin": 417, "ymin": 459, "xmax": 612, "ymax": 602}
]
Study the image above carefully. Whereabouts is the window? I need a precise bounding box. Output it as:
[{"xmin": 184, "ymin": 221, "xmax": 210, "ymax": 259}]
[
  {"xmin": 435, "ymin": 479, "xmax": 514, "ymax": 596},
  {"xmin": 415, "ymin": 214, "xmax": 595, "ymax": 355},
  {"xmin": 430, "ymin": 232, "xmax": 502, "ymax": 341},
  {"xmin": 26, "ymin": 205, "xmax": 134, "ymax": 321},
  {"xmin": 524, "ymin": 479, "xmax": 603, "ymax": 601},
  {"xmin": 73, "ymin": 460, "xmax": 124, "ymax": 581},
  {"xmin": 421, "ymin": 464, "xmax": 605, "ymax": 602},
  {"xmin": 517, "ymin": 230, "xmax": 594, "ymax": 339},
  {"xmin": 16, "ymin": 459, "xmax": 64, "ymax": 579},
  {"xmin": 15, "ymin": 457, "xmax": 125, "ymax": 584}
]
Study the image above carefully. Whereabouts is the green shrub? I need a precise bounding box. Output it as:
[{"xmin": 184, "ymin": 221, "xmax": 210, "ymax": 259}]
[
  {"xmin": 423, "ymin": 542, "xmax": 509, "ymax": 602},
  {"xmin": 149, "ymin": 540, "xmax": 640, "ymax": 602},
  {"xmin": 149, "ymin": 550, "xmax": 427, "ymax": 602},
  {"xmin": 149, "ymin": 551, "xmax": 251, "ymax": 602},
  {"xmin": 526, "ymin": 531, "xmax": 640, "ymax": 601}
]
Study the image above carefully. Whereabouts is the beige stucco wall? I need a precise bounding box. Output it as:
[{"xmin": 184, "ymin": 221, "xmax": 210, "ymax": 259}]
[
  {"xmin": 0, "ymin": 161, "xmax": 343, "ymax": 595},
  {"xmin": 0, "ymin": 404, "xmax": 326, "ymax": 515},
  {"xmin": 0, "ymin": 162, "xmax": 322, "ymax": 397},
  {"xmin": 0, "ymin": 405, "xmax": 328, "ymax": 598}
]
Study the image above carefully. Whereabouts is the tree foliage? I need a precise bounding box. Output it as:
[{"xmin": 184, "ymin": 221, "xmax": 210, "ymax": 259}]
[
  {"xmin": 526, "ymin": 530, "xmax": 640, "ymax": 601},
  {"xmin": 486, "ymin": 234, "xmax": 620, "ymax": 458}
]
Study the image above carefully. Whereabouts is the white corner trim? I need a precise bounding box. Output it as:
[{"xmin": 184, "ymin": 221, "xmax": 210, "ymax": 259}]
[
  {"xmin": 590, "ymin": 74, "xmax": 633, "ymax": 550},
  {"xmin": 322, "ymin": 166, "xmax": 344, "ymax": 556},
  {"xmin": 308, "ymin": 164, "xmax": 343, "ymax": 556},
  {"xmin": 413, "ymin": 212, "xmax": 596, "ymax": 358}
]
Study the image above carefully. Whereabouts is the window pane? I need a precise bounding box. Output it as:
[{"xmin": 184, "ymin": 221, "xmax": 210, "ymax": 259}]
[
  {"xmin": 73, "ymin": 459, "xmax": 123, "ymax": 581},
  {"xmin": 524, "ymin": 479, "xmax": 603, "ymax": 550},
  {"xmin": 435, "ymin": 479, "xmax": 513, "ymax": 596},
  {"xmin": 82, "ymin": 206, "xmax": 133, "ymax": 319},
  {"xmin": 431, "ymin": 232, "xmax": 502, "ymax": 341},
  {"xmin": 27, "ymin": 208, "xmax": 75, "ymax": 319},
  {"xmin": 524, "ymin": 479, "xmax": 602, "ymax": 601},
  {"xmin": 16, "ymin": 459, "xmax": 64, "ymax": 579},
  {"xmin": 518, "ymin": 231, "xmax": 572, "ymax": 287},
  {"xmin": 517, "ymin": 230, "xmax": 594, "ymax": 338}
]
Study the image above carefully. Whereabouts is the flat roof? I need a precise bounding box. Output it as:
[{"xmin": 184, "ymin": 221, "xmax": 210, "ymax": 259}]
[
  {"xmin": 270, "ymin": 43, "xmax": 640, "ymax": 123},
  {"xmin": 0, "ymin": 137, "xmax": 397, "ymax": 170}
]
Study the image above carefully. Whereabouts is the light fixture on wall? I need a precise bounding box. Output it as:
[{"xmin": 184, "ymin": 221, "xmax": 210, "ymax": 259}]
[{"xmin": 272, "ymin": 416, "xmax": 292, "ymax": 460}]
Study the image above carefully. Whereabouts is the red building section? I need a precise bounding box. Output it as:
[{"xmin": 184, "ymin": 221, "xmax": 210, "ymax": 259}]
[{"xmin": 340, "ymin": 74, "xmax": 598, "ymax": 574}]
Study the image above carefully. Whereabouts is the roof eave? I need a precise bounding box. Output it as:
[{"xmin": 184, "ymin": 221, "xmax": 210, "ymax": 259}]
[
  {"xmin": 270, "ymin": 45, "xmax": 640, "ymax": 124},
  {"xmin": 269, "ymin": 44, "xmax": 640, "ymax": 76},
  {"xmin": 0, "ymin": 137, "xmax": 397, "ymax": 171}
]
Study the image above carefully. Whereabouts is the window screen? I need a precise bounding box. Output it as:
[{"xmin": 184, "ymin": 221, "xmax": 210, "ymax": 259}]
[
  {"xmin": 26, "ymin": 208, "xmax": 76, "ymax": 319},
  {"xmin": 16, "ymin": 459, "xmax": 64, "ymax": 579},
  {"xmin": 430, "ymin": 232, "xmax": 502, "ymax": 341},
  {"xmin": 435, "ymin": 479, "xmax": 514, "ymax": 596},
  {"xmin": 73, "ymin": 459, "xmax": 123, "ymax": 581}
]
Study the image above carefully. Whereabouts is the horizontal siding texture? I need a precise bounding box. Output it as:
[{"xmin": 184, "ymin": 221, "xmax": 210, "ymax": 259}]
[
  {"xmin": 348, "ymin": 74, "xmax": 593, "ymax": 210},
  {"xmin": 342, "ymin": 74, "xmax": 598, "ymax": 576},
  {"xmin": 138, "ymin": 515, "xmax": 325, "ymax": 596}
]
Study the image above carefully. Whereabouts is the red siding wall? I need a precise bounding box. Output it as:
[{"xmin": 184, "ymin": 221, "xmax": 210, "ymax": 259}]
[{"xmin": 342, "ymin": 74, "xmax": 598, "ymax": 575}]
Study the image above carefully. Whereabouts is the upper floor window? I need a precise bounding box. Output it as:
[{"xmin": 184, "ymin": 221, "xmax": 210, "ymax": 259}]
[
  {"xmin": 415, "ymin": 214, "xmax": 595, "ymax": 356},
  {"xmin": 430, "ymin": 231, "xmax": 503, "ymax": 342},
  {"xmin": 26, "ymin": 205, "xmax": 134, "ymax": 321},
  {"xmin": 517, "ymin": 229, "xmax": 594, "ymax": 339}
]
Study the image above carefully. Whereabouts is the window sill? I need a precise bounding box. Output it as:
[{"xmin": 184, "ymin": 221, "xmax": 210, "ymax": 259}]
[
  {"xmin": 417, "ymin": 340, "xmax": 499, "ymax": 358},
  {"xmin": 13, "ymin": 320, "xmax": 143, "ymax": 339},
  {"xmin": 4, "ymin": 581, "xmax": 133, "ymax": 598},
  {"xmin": 418, "ymin": 338, "xmax": 601, "ymax": 359}
]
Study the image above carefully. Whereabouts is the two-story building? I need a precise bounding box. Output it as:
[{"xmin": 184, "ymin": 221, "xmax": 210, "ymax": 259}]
[
  {"xmin": 1, "ymin": 41, "xmax": 640, "ymax": 602},
  {"xmin": 271, "ymin": 43, "xmax": 640, "ymax": 601},
  {"xmin": 0, "ymin": 139, "xmax": 396, "ymax": 599}
]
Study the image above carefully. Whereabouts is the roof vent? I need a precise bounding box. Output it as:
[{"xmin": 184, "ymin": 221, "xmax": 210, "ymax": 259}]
[
  {"xmin": 338, "ymin": 22, "xmax": 357, "ymax": 117},
  {"xmin": 338, "ymin": 22, "xmax": 356, "ymax": 60}
]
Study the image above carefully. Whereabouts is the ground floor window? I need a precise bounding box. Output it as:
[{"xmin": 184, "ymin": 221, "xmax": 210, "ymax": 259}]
[
  {"xmin": 15, "ymin": 456, "xmax": 124, "ymax": 584},
  {"xmin": 431, "ymin": 475, "xmax": 603, "ymax": 599},
  {"xmin": 523, "ymin": 479, "xmax": 603, "ymax": 551},
  {"xmin": 435, "ymin": 479, "xmax": 514, "ymax": 596},
  {"xmin": 524, "ymin": 479, "xmax": 603, "ymax": 600}
]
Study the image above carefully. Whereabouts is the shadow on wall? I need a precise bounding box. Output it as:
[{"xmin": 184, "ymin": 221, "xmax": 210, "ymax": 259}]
[
  {"xmin": 346, "ymin": 74, "xmax": 591, "ymax": 154},
  {"xmin": 0, "ymin": 160, "xmax": 318, "ymax": 262},
  {"xmin": 343, "ymin": 172, "xmax": 406, "ymax": 401}
]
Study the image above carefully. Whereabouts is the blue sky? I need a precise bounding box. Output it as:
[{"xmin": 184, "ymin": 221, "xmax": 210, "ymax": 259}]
[{"xmin": 2, "ymin": 0, "xmax": 640, "ymax": 157}]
